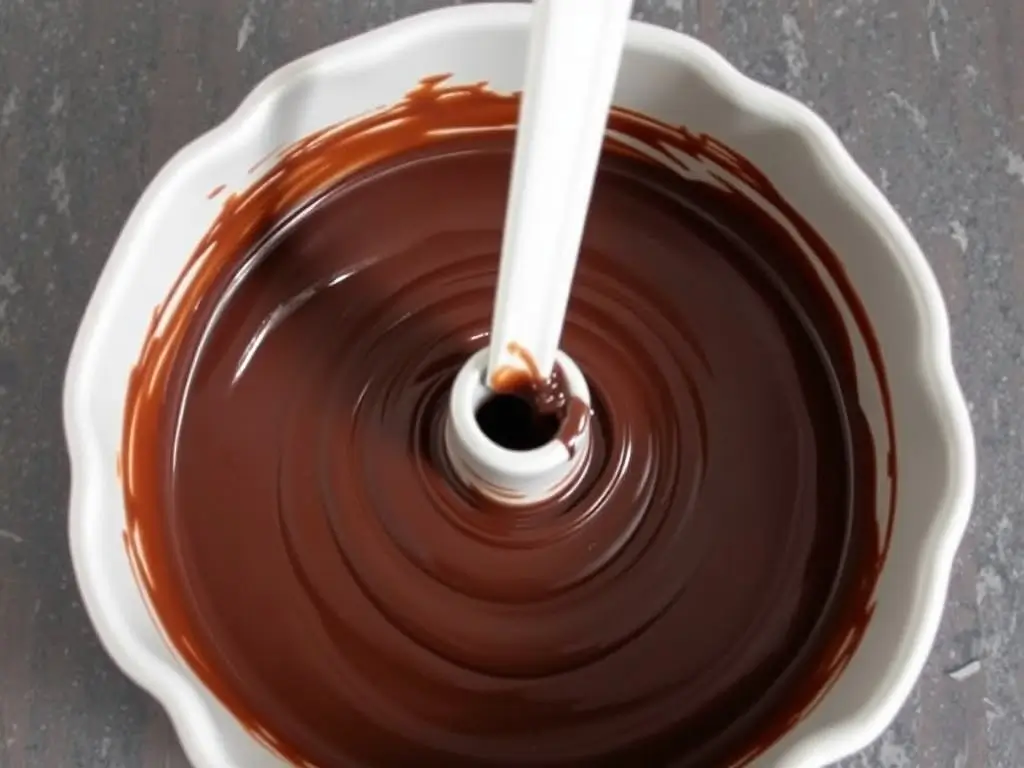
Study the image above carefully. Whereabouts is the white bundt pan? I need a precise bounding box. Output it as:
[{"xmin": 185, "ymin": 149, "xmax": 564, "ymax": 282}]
[{"xmin": 65, "ymin": 4, "xmax": 975, "ymax": 767}]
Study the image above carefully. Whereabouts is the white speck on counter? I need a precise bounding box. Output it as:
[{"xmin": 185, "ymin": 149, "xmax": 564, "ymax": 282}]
[
  {"xmin": 237, "ymin": 11, "xmax": 256, "ymax": 52},
  {"xmin": 926, "ymin": 0, "xmax": 948, "ymax": 61},
  {"xmin": 976, "ymin": 564, "xmax": 1004, "ymax": 604},
  {"xmin": 950, "ymin": 220, "xmax": 968, "ymax": 253},
  {"xmin": 1, "ymin": 87, "xmax": 18, "ymax": 129},
  {"xmin": 0, "ymin": 268, "xmax": 21, "ymax": 295},
  {"xmin": 929, "ymin": 29, "xmax": 941, "ymax": 62},
  {"xmin": 947, "ymin": 659, "xmax": 982, "ymax": 681},
  {"xmin": 49, "ymin": 84, "xmax": 66, "ymax": 116},
  {"xmin": 886, "ymin": 92, "xmax": 929, "ymax": 132},
  {"xmin": 0, "ymin": 529, "xmax": 24, "ymax": 543},
  {"xmin": 781, "ymin": 14, "xmax": 808, "ymax": 82},
  {"xmin": 928, "ymin": 0, "xmax": 951, "ymax": 23},
  {"xmin": 47, "ymin": 162, "xmax": 70, "ymax": 215},
  {"xmin": 877, "ymin": 731, "xmax": 914, "ymax": 768},
  {"xmin": 998, "ymin": 146, "xmax": 1024, "ymax": 186}
]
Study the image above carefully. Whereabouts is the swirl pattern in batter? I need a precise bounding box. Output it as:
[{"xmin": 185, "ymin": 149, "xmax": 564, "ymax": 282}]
[{"xmin": 123, "ymin": 80, "xmax": 886, "ymax": 767}]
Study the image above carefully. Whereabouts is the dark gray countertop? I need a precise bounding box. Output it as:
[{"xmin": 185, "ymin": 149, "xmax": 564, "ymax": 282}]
[{"xmin": 0, "ymin": 1, "xmax": 1019, "ymax": 766}]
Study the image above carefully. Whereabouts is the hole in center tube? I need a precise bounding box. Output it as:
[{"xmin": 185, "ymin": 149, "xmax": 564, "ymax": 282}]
[{"xmin": 475, "ymin": 393, "xmax": 561, "ymax": 452}]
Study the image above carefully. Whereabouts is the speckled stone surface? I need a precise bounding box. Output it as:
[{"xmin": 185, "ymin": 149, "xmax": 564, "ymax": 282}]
[{"xmin": 0, "ymin": 0, "xmax": 1018, "ymax": 766}]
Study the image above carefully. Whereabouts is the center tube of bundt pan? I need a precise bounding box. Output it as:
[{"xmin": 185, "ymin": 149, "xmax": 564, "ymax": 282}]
[{"xmin": 443, "ymin": 0, "xmax": 632, "ymax": 505}]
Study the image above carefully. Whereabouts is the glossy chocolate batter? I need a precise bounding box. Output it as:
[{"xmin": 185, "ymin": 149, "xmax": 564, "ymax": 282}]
[{"xmin": 123, "ymin": 78, "xmax": 891, "ymax": 767}]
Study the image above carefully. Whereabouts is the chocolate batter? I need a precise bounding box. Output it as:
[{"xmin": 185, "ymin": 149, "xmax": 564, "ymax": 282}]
[{"xmin": 122, "ymin": 78, "xmax": 892, "ymax": 767}]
